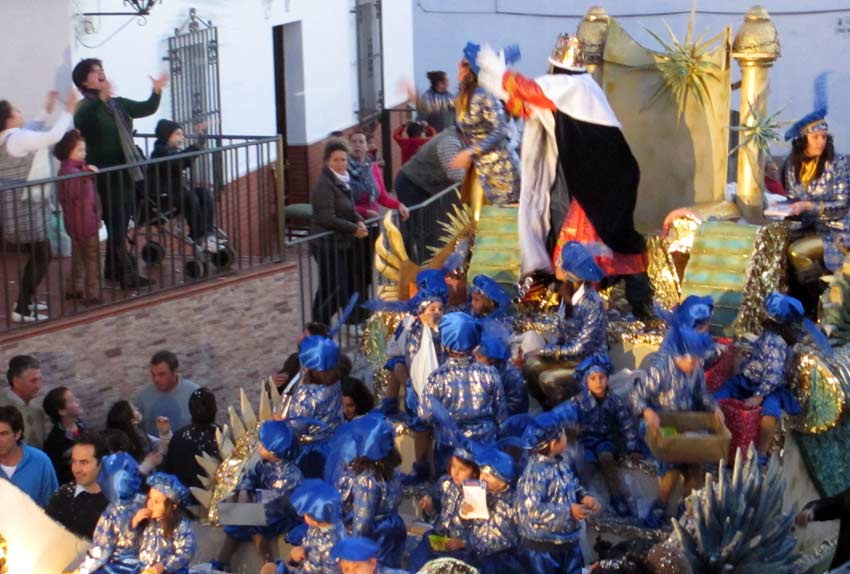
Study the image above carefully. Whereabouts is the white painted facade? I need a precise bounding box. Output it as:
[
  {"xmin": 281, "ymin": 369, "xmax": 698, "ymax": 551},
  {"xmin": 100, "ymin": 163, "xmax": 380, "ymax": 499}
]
[
  {"xmin": 3, "ymin": 0, "xmax": 414, "ymax": 145},
  {"xmin": 413, "ymin": 0, "xmax": 850, "ymax": 154}
]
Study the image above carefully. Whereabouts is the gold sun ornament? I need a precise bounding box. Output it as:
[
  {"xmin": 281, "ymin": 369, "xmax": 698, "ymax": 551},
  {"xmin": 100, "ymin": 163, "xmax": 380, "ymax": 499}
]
[
  {"xmin": 642, "ymin": 7, "xmax": 724, "ymax": 122},
  {"xmin": 729, "ymin": 93, "xmax": 789, "ymax": 186}
]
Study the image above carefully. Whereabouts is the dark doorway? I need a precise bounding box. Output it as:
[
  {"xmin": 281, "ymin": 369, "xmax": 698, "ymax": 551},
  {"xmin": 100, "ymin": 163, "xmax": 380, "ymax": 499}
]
[{"xmin": 273, "ymin": 24, "xmax": 289, "ymax": 196}]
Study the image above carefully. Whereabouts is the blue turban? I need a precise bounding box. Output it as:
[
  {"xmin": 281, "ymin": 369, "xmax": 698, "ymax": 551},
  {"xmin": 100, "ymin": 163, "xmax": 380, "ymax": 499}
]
[
  {"xmin": 347, "ymin": 413, "xmax": 395, "ymax": 461},
  {"xmin": 463, "ymin": 42, "xmax": 482, "ymax": 74},
  {"xmin": 410, "ymin": 269, "xmax": 449, "ymax": 315},
  {"xmin": 291, "ymin": 479, "xmax": 342, "ymax": 523},
  {"xmin": 674, "ymin": 295, "xmax": 714, "ymax": 330},
  {"xmin": 477, "ymin": 319, "xmax": 511, "ymax": 361},
  {"xmin": 331, "ymin": 536, "xmax": 380, "ymax": 562},
  {"xmin": 472, "ymin": 445, "xmax": 514, "ymax": 484},
  {"xmin": 259, "ymin": 419, "xmax": 295, "ymax": 459},
  {"xmin": 520, "ymin": 401, "xmax": 579, "ymax": 451},
  {"xmin": 440, "ymin": 312, "xmax": 481, "ymax": 353},
  {"xmin": 765, "ymin": 292, "xmax": 804, "ymax": 325},
  {"xmin": 299, "ymin": 335, "xmax": 340, "ymax": 371},
  {"xmin": 574, "ymin": 354, "xmax": 614, "ymax": 386},
  {"xmin": 560, "ymin": 241, "xmax": 604, "ymax": 282},
  {"xmin": 146, "ymin": 472, "xmax": 191, "ymax": 507},
  {"xmin": 470, "ymin": 274, "xmax": 511, "ymax": 314},
  {"xmin": 99, "ymin": 452, "xmax": 142, "ymax": 504}
]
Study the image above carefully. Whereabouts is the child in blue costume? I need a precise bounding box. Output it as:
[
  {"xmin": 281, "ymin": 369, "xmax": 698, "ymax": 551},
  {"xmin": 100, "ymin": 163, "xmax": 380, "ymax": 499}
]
[
  {"xmin": 633, "ymin": 295, "xmax": 723, "ymax": 527},
  {"xmin": 328, "ymin": 413, "xmax": 407, "ymax": 568},
  {"xmin": 216, "ymin": 420, "xmax": 304, "ymax": 570},
  {"xmin": 475, "ymin": 319, "xmax": 528, "ymax": 416},
  {"xmin": 289, "ymin": 335, "xmax": 344, "ymax": 478},
  {"xmin": 464, "ymin": 446, "xmax": 520, "ymax": 574},
  {"xmin": 714, "ymin": 292, "xmax": 828, "ymax": 464},
  {"xmin": 515, "ymin": 402, "xmax": 600, "ymax": 574},
  {"xmin": 419, "ymin": 311, "xmax": 507, "ymax": 476},
  {"xmin": 409, "ymin": 450, "xmax": 478, "ymax": 571},
  {"xmin": 571, "ymin": 354, "xmax": 639, "ymax": 517},
  {"xmin": 132, "ymin": 473, "xmax": 196, "ymax": 574},
  {"xmin": 525, "ymin": 241, "xmax": 608, "ymax": 409},
  {"xmin": 73, "ymin": 453, "xmax": 144, "ymax": 574},
  {"xmin": 468, "ymin": 274, "xmax": 513, "ymax": 324},
  {"xmin": 381, "ymin": 268, "xmax": 449, "ymax": 483},
  {"xmin": 264, "ymin": 479, "xmax": 344, "ymax": 574},
  {"xmin": 329, "ymin": 537, "xmax": 410, "ymax": 574}
]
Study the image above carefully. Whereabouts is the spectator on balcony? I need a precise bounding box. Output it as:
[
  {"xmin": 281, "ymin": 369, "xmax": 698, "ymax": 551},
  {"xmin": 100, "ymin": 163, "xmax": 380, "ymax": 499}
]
[
  {"xmin": 0, "ymin": 405, "xmax": 58, "ymax": 507},
  {"xmin": 53, "ymin": 129, "xmax": 102, "ymax": 305},
  {"xmin": 42, "ymin": 386, "xmax": 87, "ymax": 485},
  {"xmin": 310, "ymin": 139, "xmax": 369, "ymax": 327},
  {"xmin": 72, "ymin": 58, "xmax": 168, "ymax": 290},
  {"xmin": 0, "ymin": 355, "xmax": 49, "ymax": 448},
  {"xmin": 393, "ymin": 120, "xmax": 436, "ymax": 165},
  {"xmin": 149, "ymin": 119, "xmax": 219, "ymax": 251},
  {"xmin": 133, "ymin": 349, "xmax": 199, "ymax": 437},
  {"xmin": 0, "ymin": 91, "xmax": 76, "ymax": 322}
]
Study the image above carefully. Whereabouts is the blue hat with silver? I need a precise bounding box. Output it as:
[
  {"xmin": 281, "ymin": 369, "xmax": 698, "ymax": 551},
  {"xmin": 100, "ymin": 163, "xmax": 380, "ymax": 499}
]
[
  {"xmin": 472, "ymin": 445, "xmax": 514, "ymax": 484},
  {"xmin": 440, "ymin": 311, "xmax": 481, "ymax": 353},
  {"xmin": 331, "ymin": 536, "xmax": 380, "ymax": 562},
  {"xmin": 765, "ymin": 292, "xmax": 804, "ymax": 324},
  {"xmin": 477, "ymin": 319, "xmax": 511, "ymax": 361},
  {"xmin": 291, "ymin": 479, "xmax": 342, "ymax": 523},
  {"xmin": 574, "ymin": 353, "xmax": 614, "ymax": 385},
  {"xmin": 520, "ymin": 401, "xmax": 579, "ymax": 451},
  {"xmin": 259, "ymin": 419, "xmax": 295, "ymax": 459},
  {"xmin": 470, "ymin": 274, "xmax": 511, "ymax": 314},
  {"xmin": 674, "ymin": 295, "xmax": 714, "ymax": 330},
  {"xmin": 99, "ymin": 452, "xmax": 142, "ymax": 504},
  {"xmin": 146, "ymin": 472, "xmax": 192, "ymax": 507},
  {"xmin": 560, "ymin": 241, "xmax": 604, "ymax": 282},
  {"xmin": 785, "ymin": 72, "xmax": 830, "ymax": 141},
  {"xmin": 299, "ymin": 335, "xmax": 340, "ymax": 371}
]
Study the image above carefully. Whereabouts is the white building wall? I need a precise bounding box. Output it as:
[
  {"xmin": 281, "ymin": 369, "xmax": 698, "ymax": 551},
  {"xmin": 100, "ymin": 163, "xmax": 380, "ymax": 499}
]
[
  {"xmin": 413, "ymin": 0, "xmax": 850, "ymax": 154},
  {"xmin": 1, "ymin": 0, "xmax": 414, "ymax": 145}
]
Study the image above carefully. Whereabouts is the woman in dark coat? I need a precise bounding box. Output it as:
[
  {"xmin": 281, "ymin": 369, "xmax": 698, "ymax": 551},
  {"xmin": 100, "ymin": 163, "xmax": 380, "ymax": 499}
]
[{"xmin": 309, "ymin": 139, "xmax": 369, "ymax": 327}]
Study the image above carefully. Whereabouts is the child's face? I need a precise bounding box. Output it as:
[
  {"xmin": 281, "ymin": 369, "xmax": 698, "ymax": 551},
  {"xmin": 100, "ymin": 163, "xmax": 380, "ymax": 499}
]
[
  {"xmin": 473, "ymin": 350, "xmax": 495, "ymax": 366},
  {"xmin": 480, "ymin": 469, "xmax": 508, "ymax": 493},
  {"xmin": 339, "ymin": 558, "xmax": 378, "ymax": 574},
  {"xmin": 60, "ymin": 390, "xmax": 83, "ymax": 419},
  {"xmin": 69, "ymin": 140, "xmax": 87, "ymax": 163},
  {"xmin": 449, "ymin": 456, "xmax": 475, "ymax": 485},
  {"xmin": 304, "ymin": 514, "xmax": 331, "ymax": 529},
  {"xmin": 547, "ymin": 432, "xmax": 567, "ymax": 457},
  {"xmin": 147, "ymin": 488, "xmax": 168, "ymax": 520},
  {"xmin": 168, "ymin": 127, "xmax": 185, "ymax": 148},
  {"xmin": 419, "ymin": 301, "xmax": 443, "ymax": 329},
  {"xmin": 673, "ymin": 354, "xmax": 699, "ymax": 375},
  {"xmin": 258, "ymin": 443, "xmax": 278, "ymax": 462},
  {"xmin": 342, "ymin": 395, "xmax": 357, "ymax": 421},
  {"xmin": 470, "ymin": 291, "xmax": 494, "ymax": 316},
  {"xmin": 587, "ymin": 371, "xmax": 609, "ymax": 399}
]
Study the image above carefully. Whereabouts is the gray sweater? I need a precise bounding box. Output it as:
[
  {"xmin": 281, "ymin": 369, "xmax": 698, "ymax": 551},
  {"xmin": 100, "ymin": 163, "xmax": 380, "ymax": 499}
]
[{"xmin": 400, "ymin": 126, "xmax": 466, "ymax": 195}]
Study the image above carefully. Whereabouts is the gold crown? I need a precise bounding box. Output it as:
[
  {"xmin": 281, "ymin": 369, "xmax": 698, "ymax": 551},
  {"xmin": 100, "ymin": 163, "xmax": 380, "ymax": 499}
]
[{"xmin": 549, "ymin": 34, "xmax": 587, "ymax": 71}]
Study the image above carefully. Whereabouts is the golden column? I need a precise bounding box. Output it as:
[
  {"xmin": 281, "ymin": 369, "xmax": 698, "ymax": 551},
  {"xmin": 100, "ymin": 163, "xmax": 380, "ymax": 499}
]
[
  {"xmin": 576, "ymin": 6, "xmax": 610, "ymax": 85},
  {"xmin": 731, "ymin": 6, "xmax": 780, "ymax": 220}
]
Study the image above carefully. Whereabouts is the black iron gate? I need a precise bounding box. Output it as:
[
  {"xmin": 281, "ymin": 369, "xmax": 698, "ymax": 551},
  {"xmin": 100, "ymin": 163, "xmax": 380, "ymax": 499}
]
[{"xmin": 166, "ymin": 9, "xmax": 222, "ymax": 136}]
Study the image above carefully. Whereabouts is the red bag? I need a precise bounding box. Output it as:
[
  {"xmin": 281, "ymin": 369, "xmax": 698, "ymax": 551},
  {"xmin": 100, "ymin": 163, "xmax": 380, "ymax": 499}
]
[
  {"xmin": 705, "ymin": 338, "xmax": 736, "ymax": 393},
  {"xmin": 718, "ymin": 398, "xmax": 761, "ymax": 465}
]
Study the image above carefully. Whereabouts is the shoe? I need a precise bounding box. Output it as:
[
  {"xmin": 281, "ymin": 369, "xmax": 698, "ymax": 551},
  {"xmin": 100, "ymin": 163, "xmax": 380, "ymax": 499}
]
[
  {"xmin": 11, "ymin": 310, "xmax": 47, "ymax": 323},
  {"xmin": 643, "ymin": 498, "xmax": 667, "ymax": 529},
  {"xmin": 610, "ymin": 495, "xmax": 631, "ymax": 517},
  {"xmin": 121, "ymin": 275, "xmax": 153, "ymax": 289},
  {"xmin": 29, "ymin": 301, "xmax": 49, "ymax": 311}
]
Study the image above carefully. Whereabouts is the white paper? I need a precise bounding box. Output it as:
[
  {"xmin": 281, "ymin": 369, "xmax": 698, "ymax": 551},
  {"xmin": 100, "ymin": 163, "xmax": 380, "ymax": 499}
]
[
  {"xmin": 764, "ymin": 202, "xmax": 792, "ymax": 219},
  {"xmin": 460, "ymin": 480, "xmax": 489, "ymax": 519},
  {"xmin": 410, "ymin": 326, "xmax": 439, "ymax": 398}
]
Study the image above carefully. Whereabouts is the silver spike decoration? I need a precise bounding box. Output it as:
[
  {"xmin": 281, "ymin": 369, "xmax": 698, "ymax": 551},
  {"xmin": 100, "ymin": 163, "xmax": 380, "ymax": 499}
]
[{"xmin": 673, "ymin": 444, "xmax": 799, "ymax": 573}]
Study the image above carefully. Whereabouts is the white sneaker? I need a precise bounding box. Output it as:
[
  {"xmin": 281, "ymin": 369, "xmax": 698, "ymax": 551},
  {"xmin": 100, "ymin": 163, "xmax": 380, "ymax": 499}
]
[
  {"xmin": 11, "ymin": 310, "xmax": 47, "ymax": 323},
  {"xmin": 203, "ymin": 234, "xmax": 221, "ymax": 252},
  {"xmin": 29, "ymin": 301, "xmax": 48, "ymax": 312}
]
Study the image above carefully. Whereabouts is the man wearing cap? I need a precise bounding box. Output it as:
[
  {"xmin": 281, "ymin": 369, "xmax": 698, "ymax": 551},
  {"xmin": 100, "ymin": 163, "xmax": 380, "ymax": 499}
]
[
  {"xmin": 475, "ymin": 36, "xmax": 652, "ymax": 318},
  {"xmin": 524, "ymin": 241, "xmax": 608, "ymax": 410}
]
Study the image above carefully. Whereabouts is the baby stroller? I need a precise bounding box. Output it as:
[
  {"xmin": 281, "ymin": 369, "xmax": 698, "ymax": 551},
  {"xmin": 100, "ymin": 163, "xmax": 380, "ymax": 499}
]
[{"xmin": 128, "ymin": 176, "xmax": 236, "ymax": 280}]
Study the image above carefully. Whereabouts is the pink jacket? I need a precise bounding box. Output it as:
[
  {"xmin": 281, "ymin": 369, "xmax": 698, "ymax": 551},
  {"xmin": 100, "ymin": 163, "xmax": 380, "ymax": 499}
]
[
  {"xmin": 57, "ymin": 159, "xmax": 102, "ymax": 242},
  {"xmin": 355, "ymin": 163, "xmax": 401, "ymax": 219}
]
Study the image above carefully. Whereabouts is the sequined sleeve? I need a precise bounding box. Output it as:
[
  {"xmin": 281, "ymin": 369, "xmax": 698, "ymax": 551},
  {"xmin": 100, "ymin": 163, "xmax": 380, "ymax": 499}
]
[
  {"xmin": 551, "ymin": 293, "xmax": 607, "ymax": 360},
  {"xmin": 467, "ymin": 90, "xmax": 509, "ymax": 158},
  {"xmin": 302, "ymin": 525, "xmax": 342, "ymax": 573},
  {"xmin": 742, "ymin": 331, "xmax": 790, "ymax": 398},
  {"xmin": 613, "ymin": 394, "xmax": 639, "ymax": 452},
  {"xmin": 632, "ymin": 356, "xmax": 663, "ymax": 415},
  {"xmin": 163, "ymin": 518, "xmax": 196, "ymax": 572},
  {"xmin": 75, "ymin": 507, "xmax": 119, "ymax": 574},
  {"xmin": 693, "ymin": 369, "xmax": 715, "ymax": 412},
  {"xmin": 500, "ymin": 361, "xmax": 529, "ymax": 415},
  {"xmin": 515, "ymin": 457, "xmax": 577, "ymax": 537},
  {"xmin": 820, "ymin": 155, "xmax": 850, "ymax": 221},
  {"xmin": 350, "ymin": 473, "xmax": 380, "ymax": 537},
  {"xmin": 467, "ymin": 491, "xmax": 518, "ymax": 554}
]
